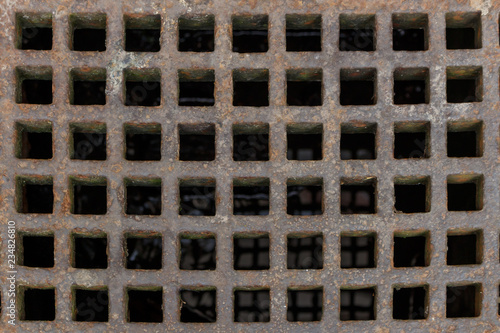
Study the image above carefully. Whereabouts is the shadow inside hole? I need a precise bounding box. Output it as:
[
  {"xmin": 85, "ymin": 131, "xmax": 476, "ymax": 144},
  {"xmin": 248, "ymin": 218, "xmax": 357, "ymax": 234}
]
[
  {"xmin": 233, "ymin": 30, "xmax": 268, "ymax": 53},
  {"xmin": 447, "ymin": 131, "xmax": 477, "ymax": 157},
  {"xmin": 125, "ymin": 29, "xmax": 160, "ymax": 52},
  {"xmin": 179, "ymin": 134, "xmax": 215, "ymax": 161},
  {"xmin": 22, "ymin": 235, "xmax": 54, "ymax": 267},
  {"xmin": 287, "ymin": 185, "xmax": 322, "ymax": 215},
  {"xmin": 287, "ymin": 134, "xmax": 322, "ymax": 160},
  {"xmin": 233, "ymin": 237, "xmax": 270, "ymax": 270},
  {"xmin": 75, "ymin": 289, "xmax": 109, "ymax": 322},
  {"xmin": 22, "ymin": 184, "xmax": 54, "ymax": 213},
  {"xmin": 287, "ymin": 81, "xmax": 322, "ymax": 106},
  {"xmin": 341, "ymin": 184, "xmax": 375, "ymax": 214},
  {"xmin": 340, "ymin": 288, "xmax": 375, "ymax": 321},
  {"xmin": 446, "ymin": 28, "xmax": 476, "ymax": 49},
  {"xmin": 179, "ymin": 186, "xmax": 216, "ymax": 216},
  {"xmin": 127, "ymin": 289, "xmax": 163, "ymax": 322},
  {"xmin": 21, "ymin": 131, "xmax": 52, "ymax": 159},
  {"xmin": 339, "ymin": 29, "xmax": 374, "ymax": 51},
  {"xmin": 73, "ymin": 81, "xmax": 106, "ymax": 105},
  {"xmin": 233, "ymin": 81, "xmax": 269, "ymax": 106},
  {"xmin": 393, "ymin": 29, "xmax": 425, "ymax": 51},
  {"xmin": 73, "ymin": 132, "xmax": 106, "ymax": 160},
  {"xmin": 394, "ymin": 184, "xmax": 427, "ymax": 213},
  {"xmin": 21, "ymin": 27, "xmax": 52, "ymax": 50},
  {"xmin": 73, "ymin": 185, "xmax": 107, "ymax": 215},
  {"xmin": 287, "ymin": 289, "xmax": 323, "ymax": 322},
  {"xmin": 233, "ymin": 186, "xmax": 269, "ymax": 215},
  {"xmin": 340, "ymin": 133, "xmax": 375, "ymax": 160},
  {"xmin": 394, "ymin": 132, "xmax": 427, "ymax": 159},
  {"xmin": 393, "ymin": 287, "xmax": 427, "ymax": 320},
  {"xmin": 126, "ymin": 186, "xmax": 161, "ymax": 215},
  {"xmin": 74, "ymin": 237, "xmax": 107, "ymax": 268},
  {"xmin": 340, "ymin": 80, "xmax": 375, "ymax": 105},
  {"xmin": 446, "ymin": 285, "xmax": 479, "ymax": 318},
  {"xmin": 179, "ymin": 30, "xmax": 214, "ymax": 52},
  {"xmin": 23, "ymin": 288, "xmax": 55, "ymax": 321},
  {"xmin": 286, "ymin": 29, "xmax": 321, "ymax": 51},
  {"xmin": 179, "ymin": 82, "xmax": 215, "ymax": 106},
  {"xmin": 341, "ymin": 235, "xmax": 375, "ymax": 269},
  {"xmin": 447, "ymin": 183, "xmax": 477, "ymax": 211},
  {"xmin": 180, "ymin": 237, "xmax": 216, "ymax": 270},
  {"xmin": 180, "ymin": 289, "xmax": 216, "ymax": 323},
  {"xmin": 21, "ymin": 79, "xmax": 52, "ymax": 104},
  {"xmin": 233, "ymin": 133, "xmax": 269, "ymax": 161},
  {"xmin": 447, "ymin": 79, "xmax": 477, "ymax": 103},
  {"xmin": 287, "ymin": 236, "xmax": 323, "ymax": 269},
  {"xmin": 73, "ymin": 29, "xmax": 106, "ymax": 51},
  {"xmin": 126, "ymin": 133, "xmax": 161, "ymax": 161},
  {"xmin": 447, "ymin": 234, "xmax": 478, "ymax": 265},
  {"xmin": 126, "ymin": 237, "xmax": 162, "ymax": 269},
  {"xmin": 234, "ymin": 290, "xmax": 270, "ymax": 322},
  {"xmin": 125, "ymin": 81, "xmax": 161, "ymax": 106},
  {"xmin": 394, "ymin": 80, "xmax": 426, "ymax": 104},
  {"xmin": 394, "ymin": 236, "xmax": 427, "ymax": 267}
]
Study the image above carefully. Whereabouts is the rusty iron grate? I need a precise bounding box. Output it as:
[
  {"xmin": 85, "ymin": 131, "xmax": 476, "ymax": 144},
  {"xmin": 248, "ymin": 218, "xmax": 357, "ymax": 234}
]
[{"xmin": 1, "ymin": 1, "xmax": 500, "ymax": 331}]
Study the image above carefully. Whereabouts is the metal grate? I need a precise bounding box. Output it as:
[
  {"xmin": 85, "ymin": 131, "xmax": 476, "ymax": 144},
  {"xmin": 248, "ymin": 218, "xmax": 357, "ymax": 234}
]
[{"xmin": 1, "ymin": 0, "xmax": 500, "ymax": 331}]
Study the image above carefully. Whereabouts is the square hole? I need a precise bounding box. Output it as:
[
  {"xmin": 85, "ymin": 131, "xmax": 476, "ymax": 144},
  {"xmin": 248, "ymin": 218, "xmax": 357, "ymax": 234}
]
[
  {"xmin": 178, "ymin": 14, "xmax": 214, "ymax": 52},
  {"xmin": 392, "ymin": 13, "xmax": 428, "ymax": 51},
  {"xmin": 233, "ymin": 123, "xmax": 269, "ymax": 161},
  {"xmin": 20, "ymin": 233, "xmax": 54, "ymax": 268},
  {"xmin": 125, "ymin": 178, "xmax": 161, "ymax": 215},
  {"xmin": 340, "ymin": 122, "xmax": 376, "ymax": 160},
  {"xmin": 447, "ymin": 66, "xmax": 482, "ymax": 103},
  {"xmin": 124, "ymin": 68, "xmax": 161, "ymax": 106},
  {"xmin": 72, "ymin": 232, "xmax": 108, "ymax": 269},
  {"xmin": 70, "ymin": 68, "xmax": 106, "ymax": 105},
  {"xmin": 179, "ymin": 179, "xmax": 216, "ymax": 216},
  {"xmin": 70, "ymin": 13, "xmax": 106, "ymax": 51},
  {"xmin": 393, "ymin": 231, "xmax": 429, "ymax": 268},
  {"xmin": 124, "ymin": 14, "xmax": 161, "ymax": 52},
  {"xmin": 287, "ymin": 233, "xmax": 323, "ymax": 269},
  {"xmin": 447, "ymin": 174, "xmax": 483, "ymax": 211},
  {"xmin": 125, "ymin": 233, "xmax": 162, "ymax": 270},
  {"xmin": 341, "ymin": 178, "xmax": 376, "ymax": 214},
  {"xmin": 126, "ymin": 287, "xmax": 163, "ymax": 322},
  {"xmin": 21, "ymin": 286, "xmax": 55, "ymax": 321},
  {"xmin": 287, "ymin": 287, "xmax": 323, "ymax": 322},
  {"xmin": 447, "ymin": 230, "xmax": 482, "ymax": 265},
  {"xmin": 286, "ymin": 68, "xmax": 322, "ymax": 106},
  {"xmin": 341, "ymin": 233, "xmax": 376, "ymax": 269},
  {"xmin": 232, "ymin": 15, "xmax": 268, "ymax": 53},
  {"xmin": 179, "ymin": 123, "xmax": 215, "ymax": 161},
  {"xmin": 16, "ymin": 13, "xmax": 52, "ymax": 50},
  {"xmin": 70, "ymin": 122, "xmax": 106, "ymax": 160},
  {"xmin": 394, "ymin": 68, "xmax": 429, "ymax": 104},
  {"xmin": 16, "ymin": 176, "xmax": 53, "ymax": 214},
  {"xmin": 233, "ymin": 178, "xmax": 269, "ymax": 215},
  {"xmin": 234, "ymin": 288, "xmax": 270, "ymax": 322},
  {"xmin": 287, "ymin": 178, "xmax": 323, "ymax": 215},
  {"xmin": 233, "ymin": 233, "xmax": 270, "ymax": 270},
  {"xmin": 340, "ymin": 68, "xmax": 377, "ymax": 105},
  {"xmin": 16, "ymin": 66, "xmax": 52, "ymax": 104},
  {"xmin": 446, "ymin": 284, "xmax": 481, "ymax": 318},
  {"xmin": 447, "ymin": 120, "xmax": 483, "ymax": 157},
  {"xmin": 178, "ymin": 69, "xmax": 215, "ymax": 106},
  {"xmin": 15, "ymin": 121, "xmax": 52, "ymax": 159},
  {"xmin": 394, "ymin": 176, "xmax": 430, "ymax": 213},
  {"xmin": 180, "ymin": 288, "xmax": 216, "ymax": 323},
  {"xmin": 71, "ymin": 176, "xmax": 107, "ymax": 215},
  {"xmin": 287, "ymin": 123, "xmax": 322, "ymax": 160},
  {"xmin": 125, "ymin": 123, "xmax": 161, "ymax": 161},
  {"xmin": 339, "ymin": 14, "xmax": 375, "ymax": 51},
  {"xmin": 446, "ymin": 12, "xmax": 481, "ymax": 49},
  {"xmin": 393, "ymin": 285, "xmax": 428, "ymax": 320},
  {"xmin": 340, "ymin": 287, "xmax": 376, "ymax": 321},
  {"xmin": 286, "ymin": 14, "xmax": 321, "ymax": 51},
  {"xmin": 233, "ymin": 69, "xmax": 269, "ymax": 106},
  {"xmin": 73, "ymin": 287, "xmax": 109, "ymax": 322},
  {"xmin": 394, "ymin": 121, "xmax": 430, "ymax": 159},
  {"xmin": 179, "ymin": 233, "xmax": 216, "ymax": 270}
]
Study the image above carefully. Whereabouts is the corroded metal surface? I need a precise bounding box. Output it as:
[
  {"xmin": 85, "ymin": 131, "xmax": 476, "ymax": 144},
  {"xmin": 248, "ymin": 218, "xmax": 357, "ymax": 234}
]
[{"xmin": 0, "ymin": 0, "xmax": 499, "ymax": 331}]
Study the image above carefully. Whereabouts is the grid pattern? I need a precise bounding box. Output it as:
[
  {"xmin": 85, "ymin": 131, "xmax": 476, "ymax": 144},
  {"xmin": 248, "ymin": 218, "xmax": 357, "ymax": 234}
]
[{"xmin": 1, "ymin": 0, "xmax": 500, "ymax": 331}]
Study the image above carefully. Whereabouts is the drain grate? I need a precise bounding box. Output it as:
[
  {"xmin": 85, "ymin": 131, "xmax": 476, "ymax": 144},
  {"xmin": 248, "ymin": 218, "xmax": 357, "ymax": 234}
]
[{"xmin": 1, "ymin": 1, "xmax": 500, "ymax": 331}]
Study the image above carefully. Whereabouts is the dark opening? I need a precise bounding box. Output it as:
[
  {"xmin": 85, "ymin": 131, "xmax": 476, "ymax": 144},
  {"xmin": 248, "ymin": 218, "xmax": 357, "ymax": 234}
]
[
  {"xmin": 126, "ymin": 133, "xmax": 161, "ymax": 161},
  {"xmin": 125, "ymin": 184, "xmax": 161, "ymax": 215},
  {"xmin": 286, "ymin": 81, "xmax": 322, "ymax": 106},
  {"xmin": 73, "ymin": 29, "xmax": 106, "ymax": 51},
  {"xmin": 394, "ymin": 80, "xmax": 426, "ymax": 104},
  {"xmin": 178, "ymin": 15, "xmax": 214, "ymax": 52},
  {"xmin": 446, "ymin": 28, "xmax": 476, "ymax": 49},
  {"xmin": 180, "ymin": 235, "xmax": 216, "ymax": 270},
  {"xmin": 21, "ymin": 27, "xmax": 52, "ymax": 50},
  {"xmin": 339, "ymin": 29, "xmax": 374, "ymax": 51},
  {"xmin": 21, "ymin": 79, "xmax": 52, "ymax": 104},
  {"xmin": 234, "ymin": 289, "xmax": 270, "ymax": 322},
  {"xmin": 233, "ymin": 81, "xmax": 268, "ymax": 107},
  {"xmin": 179, "ymin": 127, "xmax": 215, "ymax": 161},
  {"xmin": 73, "ymin": 184, "xmax": 107, "ymax": 215},
  {"xmin": 127, "ymin": 289, "xmax": 163, "ymax": 322},
  {"xmin": 73, "ymin": 236, "xmax": 108, "ymax": 269},
  {"xmin": 394, "ymin": 183, "xmax": 427, "ymax": 213},
  {"xmin": 393, "ymin": 29, "xmax": 425, "ymax": 51},
  {"xmin": 340, "ymin": 132, "xmax": 375, "ymax": 160},
  {"xmin": 340, "ymin": 80, "xmax": 375, "ymax": 105},
  {"xmin": 287, "ymin": 289, "xmax": 323, "ymax": 322},
  {"xmin": 179, "ymin": 184, "xmax": 216, "ymax": 216},
  {"xmin": 341, "ymin": 183, "xmax": 376, "ymax": 214},
  {"xmin": 125, "ymin": 29, "xmax": 160, "ymax": 52},
  {"xmin": 125, "ymin": 81, "xmax": 161, "ymax": 106},
  {"xmin": 340, "ymin": 288, "xmax": 375, "ymax": 321},
  {"xmin": 287, "ymin": 133, "xmax": 322, "ymax": 160},
  {"xmin": 233, "ymin": 185, "xmax": 269, "ymax": 215},
  {"xmin": 394, "ymin": 132, "xmax": 427, "ymax": 159},
  {"xmin": 20, "ymin": 131, "xmax": 52, "ymax": 159},
  {"xmin": 73, "ymin": 132, "xmax": 106, "ymax": 160},
  {"xmin": 180, "ymin": 289, "xmax": 216, "ymax": 323},
  {"xmin": 233, "ymin": 235, "xmax": 270, "ymax": 270},
  {"xmin": 22, "ymin": 234, "xmax": 54, "ymax": 268},
  {"xmin": 74, "ymin": 289, "xmax": 109, "ymax": 322},
  {"xmin": 126, "ymin": 236, "xmax": 162, "ymax": 269},
  {"xmin": 179, "ymin": 78, "xmax": 215, "ymax": 106},
  {"xmin": 447, "ymin": 182, "xmax": 479, "ymax": 211},
  {"xmin": 393, "ymin": 235, "xmax": 427, "ymax": 267},
  {"xmin": 233, "ymin": 127, "xmax": 269, "ymax": 161},
  {"xmin": 287, "ymin": 235, "xmax": 323, "ymax": 269},
  {"xmin": 393, "ymin": 286, "xmax": 427, "ymax": 320},
  {"xmin": 341, "ymin": 235, "xmax": 376, "ymax": 269},
  {"xmin": 23, "ymin": 288, "xmax": 55, "ymax": 321},
  {"xmin": 447, "ymin": 233, "xmax": 480, "ymax": 265},
  {"xmin": 21, "ymin": 183, "xmax": 54, "ymax": 214},
  {"xmin": 287, "ymin": 185, "xmax": 323, "ymax": 215},
  {"xmin": 286, "ymin": 14, "xmax": 321, "ymax": 51},
  {"xmin": 232, "ymin": 15, "xmax": 268, "ymax": 53},
  {"xmin": 447, "ymin": 130, "xmax": 479, "ymax": 157},
  {"xmin": 447, "ymin": 79, "xmax": 478, "ymax": 103},
  {"xmin": 73, "ymin": 81, "xmax": 106, "ymax": 105},
  {"xmin": 446, "ymin": 285, "xmax": 480, "ymax": 318},
  {"xmin": 446, "ymin": 12, "xmax": 481, "ymax": 49}
]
